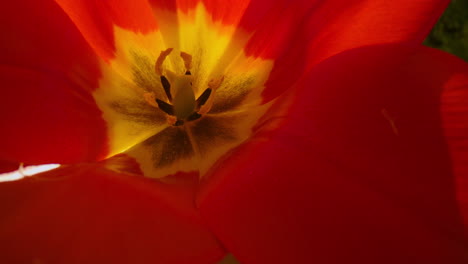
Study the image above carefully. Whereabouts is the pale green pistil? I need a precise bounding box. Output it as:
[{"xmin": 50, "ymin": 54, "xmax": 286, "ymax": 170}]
[{"xmin": 171, "ymin": 74, "xmax": 196, "ymax": 120}]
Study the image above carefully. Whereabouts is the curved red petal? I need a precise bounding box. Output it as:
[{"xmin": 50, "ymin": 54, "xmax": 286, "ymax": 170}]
[
  {"xmin": 241, "ymin": 0, "xmax": 318, "ymax": 102},
  {"xmin": 1, "ymin": 0, "xmax": 100, "ymax": 77},
  {"xmin": 0, "ymin": 160, "xmax": 224, "ymax": 264},
  {"xmin": 439, "ymin": 54, "xmax": 468, "ymax": 230},
  {"xmin": 199, "ymin": 45, "xmax": 468, "ymax": 263},
  {"xmin": 236, "ymin": 0, "xmax": 449, "ymax": 60},
  {"xmin": 0, "ymin": 160, "xmax": 19, "ymax": 174},
  {"xmin": 0, "ymin": 0, "xmax": 108, "ymax": 164},
  {"xmin": 237, "ymin": 0, "xmax": 449, "ymax": 101},
  {"xmin": 303, "ymin": 0, "xmax": 450, "ymax": 68},
  {"xmin": 55, "ymin": 0, "xmax": 158, "ymax": 60}
]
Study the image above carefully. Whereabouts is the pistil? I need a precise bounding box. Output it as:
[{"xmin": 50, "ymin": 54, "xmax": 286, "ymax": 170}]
[
  {"xmin": 151, "ymin": 48, "xmax": 221, "ymax": 127},
  {"xmin": 168, "ymin": 71, "xmax": 196, "ymax": 120}
]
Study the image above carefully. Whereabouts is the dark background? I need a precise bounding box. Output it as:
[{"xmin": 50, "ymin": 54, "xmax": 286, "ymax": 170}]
[{"xmin": 425, "ymin": 0, "xmax": 468, "ymax": 61}]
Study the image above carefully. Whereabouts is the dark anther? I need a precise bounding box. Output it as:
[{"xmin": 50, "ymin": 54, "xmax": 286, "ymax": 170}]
[
  {"xmin": 187, "ymin": 112, "xmax": 202, "ymax": 121},
  {"xmin": 156, "ymin": 99, "xmax": 174, "ymax": 116},
  {"xmin": 160, "ymin": 75, "xmax": 172, "ymax": 101},
  {"xmin": 174, "ymin": 120, "xmax": 185, "ymax": 126},
  {"xmin": 196, "ymin": 88, "xmax": 212, "ymax": 108},
  {"xmin": 185, "ymin": 70, "xmax": 191, "ymax": 75}
]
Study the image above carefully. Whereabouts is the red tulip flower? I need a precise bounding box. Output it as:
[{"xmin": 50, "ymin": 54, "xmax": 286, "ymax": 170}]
[{"xmin": 1, "ymin": 0, "xmax": 467, "ymax": 263}]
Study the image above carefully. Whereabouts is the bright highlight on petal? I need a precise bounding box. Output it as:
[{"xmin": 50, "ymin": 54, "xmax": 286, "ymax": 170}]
[{"xmin": 0, "ymin": 164, "xmax": 60, "ymax": 182}]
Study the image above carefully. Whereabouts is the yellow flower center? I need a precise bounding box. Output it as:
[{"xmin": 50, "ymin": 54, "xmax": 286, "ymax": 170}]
[{"xmin": 93, "ymin": 3, "xmax": 275, "ymax": 179}]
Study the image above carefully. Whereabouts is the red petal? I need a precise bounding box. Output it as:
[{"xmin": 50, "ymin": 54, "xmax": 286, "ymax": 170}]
[
  {"xmin": 302, "ymin": 0, "xmax": 450, "ymax": 68},
  {"xmin": 0, "ymin": 0, "xmax": 108, "ymax": 164},
  {"xmin": 199, "ymin": 45, "xmax": 468, "ymax": 263},
  {"xmin": 236, "ymin": 0, "xmax": 449, "ymax": 59},
  {"xmin": 0, "ymin": 159, "xmax": 224, "ymax": 264},
  {"xmin": 148, "ymin": 0, "xmax": 250, "ymax": 25},
  {"xmin": 239, "ymin": 0, "xmax": 449, "ymax": 101},
  {"xmin": 440, "ymin": 56, "xmax": 468, "ymax": 230},
  {"xmin": 241, "ymin": 0, "xmax": 318, "ymax": 102},
  {"xmin": 0, "ymin": 161, "xmax": 19, "ymax": 174},
  {"xmin": 55, "ymin": 0, "xmax": 158, "ymax": 60}
]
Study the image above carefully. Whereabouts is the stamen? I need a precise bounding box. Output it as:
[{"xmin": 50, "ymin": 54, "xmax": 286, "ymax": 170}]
[
  {"xmin": 155, "ymin": 48, "xmax": 173, "ymax": 76},
  {"xmin": 160, "ymin": 75, "xmax": 172, "ymax": 101},
  {"xmin": 187, "ymin": 112, "xmax": 202, "ymax": 121},
  {"xmin": 166, "ymin": 115, "xmax": 177, "ymax": 125},
  {"xmin": 143, "ymin": 92, "xmax": 159, "ymax": 108},
  {"xmin": 156, "ymin": 99, "xmax": 174, "ymax": 115},
  {"xmin": 198, "ymin": 76, "xmax": 224, "ymax": 115},
  {"xmin": 208, "ymin": 76, "xmax": 224, "ymax": 90},
  {"xmin": 152, "ymin": 50, "xmax": 218, "ymax": 126},
  {"xmin": 196, "ymin": 88, "xmax": 212, "ymax": 108},
  {"xmin": 174, "ymin": 120, "xmax": 185, "ymax": 126}
]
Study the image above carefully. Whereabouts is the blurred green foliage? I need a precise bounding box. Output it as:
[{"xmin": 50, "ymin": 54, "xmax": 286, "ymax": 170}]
[{"xmin": 425, "ymin": 0, "xmax": 468, "ymax": 61}]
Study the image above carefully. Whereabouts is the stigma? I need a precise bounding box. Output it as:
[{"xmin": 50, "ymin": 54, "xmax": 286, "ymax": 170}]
[{"xmin": 147, "ymin": 48, "xmax": 220, "ymax": 126}]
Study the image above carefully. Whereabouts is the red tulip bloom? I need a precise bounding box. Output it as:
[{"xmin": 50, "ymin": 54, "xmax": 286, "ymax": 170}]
[{"xmin": 1, "ymin": 0, "xmax": 467, "ymax": 263}]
